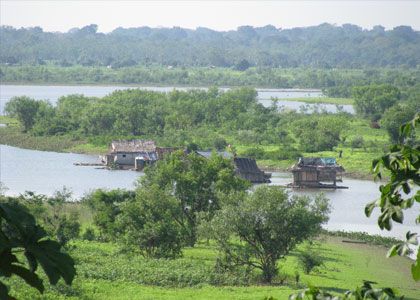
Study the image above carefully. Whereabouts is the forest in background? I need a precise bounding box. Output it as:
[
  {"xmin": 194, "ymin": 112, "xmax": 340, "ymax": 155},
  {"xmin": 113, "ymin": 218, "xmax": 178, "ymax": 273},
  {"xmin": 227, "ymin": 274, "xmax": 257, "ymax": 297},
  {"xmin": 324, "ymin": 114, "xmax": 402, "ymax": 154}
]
[{"xmin": 1, "ymin": 23, "xmax": 420, "ymax": 69}]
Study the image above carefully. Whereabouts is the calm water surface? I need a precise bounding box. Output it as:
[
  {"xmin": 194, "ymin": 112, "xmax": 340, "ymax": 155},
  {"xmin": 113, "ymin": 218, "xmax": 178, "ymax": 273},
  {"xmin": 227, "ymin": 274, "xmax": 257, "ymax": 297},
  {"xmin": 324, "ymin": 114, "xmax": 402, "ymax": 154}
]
[
  {"xmin": 0, "ymin": 85, "xmax": 354, "ymax": 114},
  {"xmin": 0, "ymin": 145, "xmax": 416, "ymax": 241}
]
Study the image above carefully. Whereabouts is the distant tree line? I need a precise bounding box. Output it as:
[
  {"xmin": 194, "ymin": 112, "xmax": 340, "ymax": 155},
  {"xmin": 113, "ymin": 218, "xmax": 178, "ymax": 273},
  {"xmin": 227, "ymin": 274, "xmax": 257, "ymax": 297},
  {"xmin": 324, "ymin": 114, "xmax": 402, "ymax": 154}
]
[
  {"xmin": 1, "ymin": 65, "xmax": 420, "ymax": 91},
  {"xmin": 1, "ymin": 23, "xmax": 420, "ymax": 70}
]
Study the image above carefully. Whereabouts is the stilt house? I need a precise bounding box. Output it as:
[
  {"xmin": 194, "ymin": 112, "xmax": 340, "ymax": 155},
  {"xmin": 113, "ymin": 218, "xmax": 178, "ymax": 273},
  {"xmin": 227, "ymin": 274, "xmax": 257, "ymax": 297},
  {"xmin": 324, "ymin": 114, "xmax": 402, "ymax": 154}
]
[
  {"xmin": 195, "ymin": 150, "xmax": 271, "ymax": 183},
  {"xmin": 289, "ymin": 157, "xmax": 346, "ymax": 188},
  {"xmin": 105, "ymin": 139, "xmax": 184, "ymax": 170}
]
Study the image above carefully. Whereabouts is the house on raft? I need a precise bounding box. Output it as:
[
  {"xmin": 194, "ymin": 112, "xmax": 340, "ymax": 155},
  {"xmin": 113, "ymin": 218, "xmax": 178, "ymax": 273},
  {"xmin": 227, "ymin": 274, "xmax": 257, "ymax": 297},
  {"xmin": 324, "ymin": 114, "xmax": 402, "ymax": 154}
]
[
  {"xmin": 104, "ymin": 139, "xmax": 185, "ymax": 170},
  {"xmin": 195, "ymin": 150, "xmax": 271, "ymax": 183},
  {"xmin": 288, "ymin": 157, "xmax": 347, "ymax": 189}
]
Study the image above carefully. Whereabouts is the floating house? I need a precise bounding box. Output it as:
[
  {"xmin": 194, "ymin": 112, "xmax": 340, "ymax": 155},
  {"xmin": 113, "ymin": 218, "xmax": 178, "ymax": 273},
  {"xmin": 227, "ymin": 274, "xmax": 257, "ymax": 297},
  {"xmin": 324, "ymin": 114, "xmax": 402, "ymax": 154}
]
[
  {"xmin": 195, "ymin": 150, "xmax": 271, "ymax": 183},
  {"xmin": 104, "ymin": 139, "xmax": 185, "ymax": 170},
  {"xmin": 288, "ymin": 157, "xmax": 347, "ymax": 189}
]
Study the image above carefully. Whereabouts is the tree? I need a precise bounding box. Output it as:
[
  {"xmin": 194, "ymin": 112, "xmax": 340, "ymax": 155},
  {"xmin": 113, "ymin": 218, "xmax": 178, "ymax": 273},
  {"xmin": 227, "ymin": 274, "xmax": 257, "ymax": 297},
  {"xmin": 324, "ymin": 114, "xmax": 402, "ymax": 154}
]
[
  {"xmin": 352, "ymin": 84, "xmax": 400, "ymax": 121},
  {"xmin": 292, "ymin": 115, "xmax": 348, "ymax": 152},
  {"xmin": 140, "ymin": 151, "xmax": 250, "ymax": 247},
  {"xmin": 234, "ymin": 59, "xmax": 250, "ymax": 71},
  {"xmin": 4, "ymin": 96, "xmax": 41, "ymax": 132},
  {"xmin": 0, "ymin": 201, "xmax": 75, "ymax": 299},
  {"xmin": 83, "ymin": 189, "xmax": 136, "ymax": 240},
  {"xmin": 116, "ymin": 184, "xmax": 184, "ymax": 258},
  {"xmin": 380, "ymin": 105, "xmax": 415, "ymax": 144},
  {"xmin": 366, "ymin": 114, "xmax": 420, "ymax": 281},
  {"xmin": 206, "ymin": 186, "xmax": 330, "ymax": 283}
]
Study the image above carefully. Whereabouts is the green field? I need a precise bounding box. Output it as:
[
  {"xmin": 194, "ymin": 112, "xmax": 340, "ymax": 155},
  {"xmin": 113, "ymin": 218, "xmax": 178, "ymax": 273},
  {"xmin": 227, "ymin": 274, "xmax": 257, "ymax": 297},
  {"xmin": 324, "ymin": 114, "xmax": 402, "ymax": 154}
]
[{"xmin": 5, "ymin": 236, "xmax": 417, "ymax": 299}]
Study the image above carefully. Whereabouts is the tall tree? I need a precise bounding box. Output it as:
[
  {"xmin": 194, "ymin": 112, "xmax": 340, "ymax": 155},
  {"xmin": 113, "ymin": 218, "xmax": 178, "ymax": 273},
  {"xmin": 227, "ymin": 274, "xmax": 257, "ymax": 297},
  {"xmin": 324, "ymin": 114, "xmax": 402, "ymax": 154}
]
[
  {"xmin": 140, "ymin": 151, "xmax": 250, "ymax": 246},
  {"xmin": 352, "ymin": 84, "xmax": 400, "ymax": 121},
  {"xmin": 205, "ymin": 186, "xmax": 330, "ymax": 283},
  {"xmin": 4, "ymin": 96, "xmax": 41, "ymax": 132}
]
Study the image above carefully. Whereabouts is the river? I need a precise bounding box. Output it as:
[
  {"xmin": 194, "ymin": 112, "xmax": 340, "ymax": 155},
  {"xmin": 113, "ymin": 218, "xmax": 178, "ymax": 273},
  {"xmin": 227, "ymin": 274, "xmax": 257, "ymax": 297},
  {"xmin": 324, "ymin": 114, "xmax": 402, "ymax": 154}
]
[
  {"xmin": 0, "ymin": 144, "xmax": 417, "ymax": 242},
  {"xmin": 0, "ymin": 84, "xmax": 354, "ymax": 114}
]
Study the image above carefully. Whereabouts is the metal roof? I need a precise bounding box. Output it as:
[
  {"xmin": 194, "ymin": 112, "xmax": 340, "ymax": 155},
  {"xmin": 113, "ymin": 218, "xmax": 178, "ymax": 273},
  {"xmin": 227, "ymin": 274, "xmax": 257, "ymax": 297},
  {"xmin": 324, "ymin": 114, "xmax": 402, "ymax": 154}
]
[{"xmin": 108, "ymin": 139, "xmax": 157, "ymax": 154}]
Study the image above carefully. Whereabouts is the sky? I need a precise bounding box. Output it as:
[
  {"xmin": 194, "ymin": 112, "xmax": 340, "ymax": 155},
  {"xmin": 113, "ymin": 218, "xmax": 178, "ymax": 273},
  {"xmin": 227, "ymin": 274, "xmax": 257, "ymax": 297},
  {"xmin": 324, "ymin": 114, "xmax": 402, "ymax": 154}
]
[{"xmin": 1, "ymin": 1, "xmax": 420, "ymax": 33}]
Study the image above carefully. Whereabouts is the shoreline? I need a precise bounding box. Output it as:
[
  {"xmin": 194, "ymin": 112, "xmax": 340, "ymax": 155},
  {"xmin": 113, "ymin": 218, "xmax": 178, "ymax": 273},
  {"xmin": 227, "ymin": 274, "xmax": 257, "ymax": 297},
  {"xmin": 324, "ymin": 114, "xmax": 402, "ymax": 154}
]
[{"xmin": 0, "ymin": 82, "xmax": 322, "ymax": 92}]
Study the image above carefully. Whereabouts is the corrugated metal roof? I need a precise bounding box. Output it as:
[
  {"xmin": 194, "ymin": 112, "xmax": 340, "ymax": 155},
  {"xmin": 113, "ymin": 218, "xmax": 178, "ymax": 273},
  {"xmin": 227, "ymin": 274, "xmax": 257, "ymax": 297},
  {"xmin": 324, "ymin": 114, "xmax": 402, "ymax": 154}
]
[{"xmin": 108, "ymin": 139, "xmax": 156, "ymax": 154}]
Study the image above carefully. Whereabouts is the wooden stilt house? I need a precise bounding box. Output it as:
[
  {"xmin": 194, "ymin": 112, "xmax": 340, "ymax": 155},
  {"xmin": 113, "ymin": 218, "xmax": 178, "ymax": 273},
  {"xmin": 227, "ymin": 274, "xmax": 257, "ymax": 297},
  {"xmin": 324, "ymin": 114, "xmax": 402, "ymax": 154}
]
[{"xmin": 289, "ymin": 157, "xmax": 347, "ymax": 189}]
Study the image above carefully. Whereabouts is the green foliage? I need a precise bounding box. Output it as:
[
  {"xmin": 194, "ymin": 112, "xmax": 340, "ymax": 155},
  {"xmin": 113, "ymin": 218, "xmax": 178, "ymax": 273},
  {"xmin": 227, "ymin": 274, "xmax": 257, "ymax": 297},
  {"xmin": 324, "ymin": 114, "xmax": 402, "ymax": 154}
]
[
  {"xmin": 234, "ymin": 59, "xmax": 250, "ymax": 71},
  {"xmin": 81, "ymin": 227, "xmax": 96, "ymax": 241},
  {"xmin": 0, "ymin": 201, "xmax": 75, "ymax": 299},
  {"xmin": 2, "ymin": 24, "xmax": 420, "ymax": 70},
  {"xmin": 206, "ymin": 186, "xmax": 330, "ymax": 283},
  {"xmin": 289, "ymin": 281, "xmax": 404, "ymax": 300},
  {"xmin": 43, "ymin": 188, "xmax": 81, "ymax": 248},
  {"xmin": 350, "ymin": 136, "xmax": 364, "ymax": 149},
  {"xmin": 82, "ymin": 189, "xmax": 136, "ymax": 240},
  {"xmin": 352, "ymin": 85, "xmax": 400, "ymax": 121},
  {"xmin": 326, "ymin": 86, "xmax": 352, "ymax": 98},
  {"xmin": 4, "ymin": 96, "xmax": 42, "ymax": 132},
  {"xmin": 297, "ymin": 247, "xmax": 324, "ymax": 275},
  {"xmin": 367, "ymin": 114, "xmax": 420, "ymax": 281},
  {"xmin": 293, "ymin": 115, "xmax": 348, "ymax": 152},
  {"xmin": 213, "ymin": 136, "xmax": 227, "ymax": 150},
  {"xmin": 325, "ymin": 231, "xmax": 407, "ymax": 250},
  {"xmin": 240, "ymin": 147, "xmax": 265, "ymax": 159},
  {"xmin": 7, "ymin": 189, "xmax": 81, "ymax": 248},
  {"xmin": 116, "ymin": 185, "xmax": 184, "ymax": 258},
  {"xmin": 140, "ymin": 151, "xmax": 250, "ymax": 247},
  {"xmin": 380, "ymin": 104, "xmax": 416, "ymax": 144}
]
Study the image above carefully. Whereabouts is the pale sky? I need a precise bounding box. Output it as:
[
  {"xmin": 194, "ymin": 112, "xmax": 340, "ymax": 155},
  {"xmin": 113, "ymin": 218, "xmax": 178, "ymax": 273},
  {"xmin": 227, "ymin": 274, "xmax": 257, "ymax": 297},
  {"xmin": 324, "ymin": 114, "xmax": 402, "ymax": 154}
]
[{"xmin": 1, "ymin": 1, "xmax": 420, "ymax": 33}]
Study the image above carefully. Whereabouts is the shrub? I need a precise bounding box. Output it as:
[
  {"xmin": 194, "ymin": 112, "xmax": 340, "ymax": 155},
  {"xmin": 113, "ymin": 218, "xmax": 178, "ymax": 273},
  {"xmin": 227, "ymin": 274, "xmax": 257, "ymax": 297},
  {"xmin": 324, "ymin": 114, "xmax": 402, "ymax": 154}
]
[
  {"xmin": 82, "ymin": 227, "xmax": 97, "ymax": 241},
  {"xmin": 240, "ymin": 147, "xmax": 265, "ymax": 159},
  {"xmin": 297, "ymin": 248, "xmax": 324, "ymax": 274},
  {"xmin": 350, "ymin": 136, "xmax": 364, "ymax": 148}
]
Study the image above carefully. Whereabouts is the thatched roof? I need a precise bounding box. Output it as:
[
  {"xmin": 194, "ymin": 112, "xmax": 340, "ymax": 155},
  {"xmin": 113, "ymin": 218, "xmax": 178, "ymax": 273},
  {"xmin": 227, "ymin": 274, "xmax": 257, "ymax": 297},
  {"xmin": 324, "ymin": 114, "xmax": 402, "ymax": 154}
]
[{"xmin": 108, "ymin": 139, "xmax": 156, "ymax": 154}]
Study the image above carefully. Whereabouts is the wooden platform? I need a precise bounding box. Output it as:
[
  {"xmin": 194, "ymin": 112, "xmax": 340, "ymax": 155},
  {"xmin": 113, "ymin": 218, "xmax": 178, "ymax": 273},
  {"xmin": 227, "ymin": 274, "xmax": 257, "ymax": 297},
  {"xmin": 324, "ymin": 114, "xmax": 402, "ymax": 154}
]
[
  {"xmin": 73, "ymin": 162, "xmax": 105, "ymax": 166},
  {"xmin": 284, "ymin": 183, "xmax": 348, "ymax": 189}
]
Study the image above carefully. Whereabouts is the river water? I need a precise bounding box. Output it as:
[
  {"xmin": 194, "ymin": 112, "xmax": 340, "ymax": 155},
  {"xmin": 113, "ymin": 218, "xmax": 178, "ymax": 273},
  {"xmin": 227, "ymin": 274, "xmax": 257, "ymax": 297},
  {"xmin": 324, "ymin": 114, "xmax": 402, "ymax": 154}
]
[
  {"xmin": 0, "ymin": 84, "xmax": 414, "ymax": 242},
  {"xmin": 0, "ymin": 85, "xmax": 354, "ymax": 115},
  {"xmin": 0, "ymin": 144, "xmax": 417, "ymax": 242}
]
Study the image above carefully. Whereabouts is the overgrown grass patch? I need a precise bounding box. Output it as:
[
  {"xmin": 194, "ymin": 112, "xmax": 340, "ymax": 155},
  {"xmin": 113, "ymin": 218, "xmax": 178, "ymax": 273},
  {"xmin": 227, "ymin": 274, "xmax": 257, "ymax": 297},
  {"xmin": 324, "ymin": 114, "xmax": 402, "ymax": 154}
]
[
  {"xmin": 5, "ymin": 235, "xmax": 418, "ymax": 299},
  {"xmin": 274, "ymin": 97, "xmax": 354, "ymax": 105}
]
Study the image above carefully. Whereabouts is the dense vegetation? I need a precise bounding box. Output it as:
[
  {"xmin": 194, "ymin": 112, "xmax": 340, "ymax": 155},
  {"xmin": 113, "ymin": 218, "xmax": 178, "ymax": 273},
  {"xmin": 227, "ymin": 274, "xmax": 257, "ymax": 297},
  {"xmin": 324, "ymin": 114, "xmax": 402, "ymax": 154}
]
[
  {"xmin": 1, "ymin": 192, "xmax": 417, "ymax": 299},
  {"xmin": 2, "ymin": 83, "xmax": 419, "ymax": 176},
  {"xmin": 1, "ymin": 24, "xmax": 420, "ymax": 69}
]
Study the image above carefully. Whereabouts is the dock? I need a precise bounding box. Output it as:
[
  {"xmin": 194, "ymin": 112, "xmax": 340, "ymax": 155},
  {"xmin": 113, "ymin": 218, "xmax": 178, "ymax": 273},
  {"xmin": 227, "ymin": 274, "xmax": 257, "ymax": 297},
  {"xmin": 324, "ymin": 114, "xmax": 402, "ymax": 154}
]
[{"xmin": 73, "ymin": 162, "xmax": 105, "ymax": 166}]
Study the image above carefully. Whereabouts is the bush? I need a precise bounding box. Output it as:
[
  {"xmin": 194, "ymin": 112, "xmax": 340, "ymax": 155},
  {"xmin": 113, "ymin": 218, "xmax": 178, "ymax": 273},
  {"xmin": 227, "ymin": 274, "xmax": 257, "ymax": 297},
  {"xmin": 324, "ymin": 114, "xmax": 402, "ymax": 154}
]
[
  {"xmin": 350, "ymin": 136, "xmax": 364, "ymax": 148},
  {"xmin": 240, "ymin": 147, "xmax": 265, "ymax": 159},
  {"xmin": 82, "ymin": 227, "xmax": 97, "ymax": 241},
  {"xmin": 297, "ymin": 248, "xmax": 324, "ymax": 274}
]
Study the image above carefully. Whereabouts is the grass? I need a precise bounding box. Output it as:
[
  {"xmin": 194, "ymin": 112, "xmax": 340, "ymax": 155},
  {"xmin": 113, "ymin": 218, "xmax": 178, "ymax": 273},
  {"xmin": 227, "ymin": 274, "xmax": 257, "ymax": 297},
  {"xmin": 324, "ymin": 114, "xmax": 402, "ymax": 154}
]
[
  {"xmin": 0, "ymin": 125, "xmax": 85, "ymax": 152},
  {"xmin": 272, "ymin": 97, "xmax": 354, "ymax": 105},
  {"xmin": 5, "ymin": 236, "xmax": 417, "ymax": 300}
]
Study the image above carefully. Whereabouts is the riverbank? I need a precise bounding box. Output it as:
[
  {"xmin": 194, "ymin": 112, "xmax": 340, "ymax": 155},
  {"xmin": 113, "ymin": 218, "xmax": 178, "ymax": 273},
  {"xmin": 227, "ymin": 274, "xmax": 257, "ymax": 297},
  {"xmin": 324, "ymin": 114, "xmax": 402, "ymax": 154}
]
[{"xmin": 0, "ymin": 118, "xmax": 381, "ymax": 181}]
